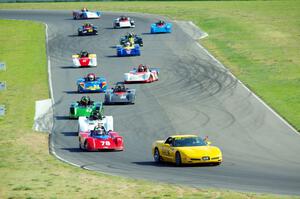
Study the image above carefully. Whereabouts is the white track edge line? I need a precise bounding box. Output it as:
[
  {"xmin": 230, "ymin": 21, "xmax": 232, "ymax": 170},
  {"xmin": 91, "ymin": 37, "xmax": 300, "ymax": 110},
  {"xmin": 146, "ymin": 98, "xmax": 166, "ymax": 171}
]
[
  {"xmin": 195, "ymin": 42, "xmax": 299, "ymax": 135},
  {"xmin": 44, "ymin": 23, "xmax": 83, "ymax": 168}
]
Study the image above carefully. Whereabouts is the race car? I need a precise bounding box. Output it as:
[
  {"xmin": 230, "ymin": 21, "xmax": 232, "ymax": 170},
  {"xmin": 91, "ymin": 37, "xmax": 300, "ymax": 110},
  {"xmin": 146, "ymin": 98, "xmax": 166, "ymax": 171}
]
[
  {"xmin": 77, "ymin": 73, "xmax": 107, "ymax": 93},
  {"xmin": 120, "ymin": 32, "xmax": 143, "ymax": 47},
  {"xmin": 79, "ymin": 127, "xmax": 124, "ymax": 151},
  {"xmin": 73, "ymin": 8, "xmax": 101, "ymax": 19},
  {"xmin": 152, "ymin": 135, "xmax": 222, "ymax": 166},
  {"xmin": 116, "ymin": 43, "xmax": 140, "ymax": 57},
  {"xmin": 78, "ymin": 110, "xmax": 113, "ymax": 133},
  {"xmin": 151, "ymin": 20, "xmax": 172, "ymax": 34},
  {"xmin": 78, "ymin": 23, "xmax": 98, "ymax": 36},
  {"xmin": 124, "ymin": 64, "xmax": 159, "ymax": 83},
  {"xmin": 104, "ymin": 82, "xmax": 136, "ymax": 105},
  {"xmin": 113, "ymin": 16, "xmax": 135, "ymax": 29},
  {"xmin": 69, "ymin": 96, "xmax": 103, "ymax": 119},
  {"xmin": 72, "ymin": 50, "xmax": 97, "ymax": 67}
]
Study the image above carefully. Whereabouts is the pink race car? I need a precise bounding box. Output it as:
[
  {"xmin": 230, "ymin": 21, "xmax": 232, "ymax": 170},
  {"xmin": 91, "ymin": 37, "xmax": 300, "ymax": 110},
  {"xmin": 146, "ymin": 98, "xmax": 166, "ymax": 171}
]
[{"xmin": 124, "ymin": 64, "xmax": 159, "ymax": 83}]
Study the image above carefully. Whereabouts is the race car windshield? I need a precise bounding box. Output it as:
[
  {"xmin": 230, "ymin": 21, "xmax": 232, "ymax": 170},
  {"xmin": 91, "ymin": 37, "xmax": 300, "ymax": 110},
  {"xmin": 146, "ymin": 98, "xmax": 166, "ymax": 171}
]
[{"xmin": 173, "ymin": 137, "xmax": 207, "ymax": 147}]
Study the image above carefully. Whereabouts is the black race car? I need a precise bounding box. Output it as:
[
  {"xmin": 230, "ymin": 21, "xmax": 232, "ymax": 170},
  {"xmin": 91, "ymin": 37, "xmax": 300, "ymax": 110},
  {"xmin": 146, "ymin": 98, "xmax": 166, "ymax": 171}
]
[{"xmin": 78, "ymin": 23, "xmax": 98, "ymax": 36}]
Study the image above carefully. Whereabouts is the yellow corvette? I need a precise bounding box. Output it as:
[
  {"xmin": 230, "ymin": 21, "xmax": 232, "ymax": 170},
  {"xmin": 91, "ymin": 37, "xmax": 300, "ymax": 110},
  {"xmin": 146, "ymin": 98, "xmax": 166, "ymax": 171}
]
[{"xmin": 152, "ymin": 135, "xmax": 222, "ymax": 166}]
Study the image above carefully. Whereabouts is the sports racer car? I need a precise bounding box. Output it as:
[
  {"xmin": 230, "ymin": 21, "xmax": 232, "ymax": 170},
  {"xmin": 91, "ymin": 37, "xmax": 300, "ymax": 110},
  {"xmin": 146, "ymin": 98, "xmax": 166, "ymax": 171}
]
[
  {"xmin": 69, "ymin": 96, "xmax": 103, "ymax": 119},
  {"xmin": 124, "ymin": 64, "xmax": 159, "ymax": 83},
  {"xmin": 78, "ymin": 23, "xmax": 98, "ymax": 36},
  {"xmin": 113, "ymin": 16, "xmax": 135, "ymax": 29},
  {"xmin": 78, "ymin": 110, "xmax": 113, "ymax": 133},
  {"xmin": 73, "ymin": 8, "xmax": 101, "ymax": 19},
  {"xmin": 104, "ymin": 82, "xmax": 136, "ymax": 105},
  {"xmin": 151, "ymin": 20, "xmax": 172, "ymax": 34},
  {"xmin": 72, "ymin": 51, "xmax": 97, "ymax": 67},
  {"xmin": 116, "ymin": 43, "xmax": 140, "ymax": 57},
  {"xmin": 120, "ymin": 33, "xmax": 143, "ymax": 47},
  {"xmin": 152, "ymin": 135, "xmax": 222, "ymax": 166},
  {"xmin": 79, "ymin": 128, "xmax": 124, "ymax": 151},
  {"xmin": 77, "ymin": 73, "xmax": 107, "ymax": 93}
]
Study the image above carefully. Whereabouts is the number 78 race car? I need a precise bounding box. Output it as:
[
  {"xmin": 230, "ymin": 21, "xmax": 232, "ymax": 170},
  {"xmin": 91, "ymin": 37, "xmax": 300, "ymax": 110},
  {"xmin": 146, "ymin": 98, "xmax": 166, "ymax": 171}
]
[{"xmin": 79, "ymin": 129, "xmax": 124, "ymax": 151}]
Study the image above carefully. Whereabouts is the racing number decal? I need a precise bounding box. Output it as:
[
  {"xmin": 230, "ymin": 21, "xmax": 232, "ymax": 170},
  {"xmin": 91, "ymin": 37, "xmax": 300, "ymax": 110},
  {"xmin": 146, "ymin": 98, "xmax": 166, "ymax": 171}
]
[{"xmin": 100, "ymin": 141, "xmax": 111, "ymax": 146}]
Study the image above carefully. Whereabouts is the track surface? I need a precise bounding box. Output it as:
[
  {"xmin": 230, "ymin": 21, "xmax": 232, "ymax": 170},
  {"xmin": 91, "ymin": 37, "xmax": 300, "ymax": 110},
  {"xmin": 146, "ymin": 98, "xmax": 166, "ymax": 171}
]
[{"xmin": 1, "ymin": 10, "xmax": 300, "ymax": 195}]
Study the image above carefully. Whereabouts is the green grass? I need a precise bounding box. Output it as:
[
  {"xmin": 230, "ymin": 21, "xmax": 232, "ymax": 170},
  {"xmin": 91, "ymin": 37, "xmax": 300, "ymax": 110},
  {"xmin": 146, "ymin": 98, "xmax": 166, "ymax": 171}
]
[
  {"xmin": 1, "ymin": 1, "xmax": 299, "ymax": 130},
  {"xmin": 0, "ymin": 19, "xmax": 297, "ymax": 199}
]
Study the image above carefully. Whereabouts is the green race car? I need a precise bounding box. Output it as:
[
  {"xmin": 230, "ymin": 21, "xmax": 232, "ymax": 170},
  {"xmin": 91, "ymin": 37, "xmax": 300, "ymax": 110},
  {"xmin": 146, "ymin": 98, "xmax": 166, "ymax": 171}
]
[{"xmin": 69, "ymin": 96, "xmax": 103, "ymax": 119}]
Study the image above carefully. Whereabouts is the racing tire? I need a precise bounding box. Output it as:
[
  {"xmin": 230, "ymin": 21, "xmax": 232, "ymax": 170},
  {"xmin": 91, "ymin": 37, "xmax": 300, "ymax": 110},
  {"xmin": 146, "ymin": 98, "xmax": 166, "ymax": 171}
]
[
  {"xmin": 154, "ymin": 148, "xmax": 161, "ymax": 163},
  {"xmin": 84, "ymin": 141, "xmax": 88, "ymax": 151},
  {"xmin": 175, "ymin": 151, "xmax": 182, "ymax": 166},
  {"xmin": 149, "ymin": 75, "xmax": 154, "ymax": 83}
]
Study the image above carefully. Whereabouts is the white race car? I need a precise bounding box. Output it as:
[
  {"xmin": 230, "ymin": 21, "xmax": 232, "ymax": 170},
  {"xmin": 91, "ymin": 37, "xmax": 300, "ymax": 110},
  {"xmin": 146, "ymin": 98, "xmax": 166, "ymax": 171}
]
[
  {"xmin": 113, "ymin": 16, "xmax": 135, "ymax": 29},
  {"xmin": 124, "ymin": 64, "xmax": 159, "ymax": 83},
  {"xmin": 78, "ymin": 112, "xmax": 113, "ymax": 135},
  {"xmin": 72, "ymin": 51, "xmax": 97, "ymax": 67},
  {"xmin": 73, "ymin": 10, "xmax": 101, "ymax": 20}
]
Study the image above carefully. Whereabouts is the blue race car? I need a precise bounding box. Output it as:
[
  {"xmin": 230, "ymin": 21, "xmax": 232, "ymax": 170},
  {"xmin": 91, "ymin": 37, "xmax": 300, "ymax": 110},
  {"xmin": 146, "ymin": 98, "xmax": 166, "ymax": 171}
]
[
  {"xmin": 77, "ymin": 73, "xmax": 107, "ymax": 93},
  {"xmin": 116, "ymin": 43, "xmax": 140, "ymax": 57},
  {"xmin": 151, "ymin": 20, "xmax": 172, "ymax": 34}
]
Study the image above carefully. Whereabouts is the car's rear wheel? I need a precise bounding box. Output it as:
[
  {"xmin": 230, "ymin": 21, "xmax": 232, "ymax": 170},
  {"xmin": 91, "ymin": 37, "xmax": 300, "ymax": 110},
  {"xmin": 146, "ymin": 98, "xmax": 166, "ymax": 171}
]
[
  {"xmin": 84, "ymin": 141, "xmax": 88, "ymax": 151},
  {"xmin": 154, "ymin": 148, "xmax": 161, "ymax": 163},
  {"xmin": 175, "ymin": 152, "xmax": 182, "ymax": 166},
  {"xmin": 149, "ymin": 75, "xmax": 153, "ymax": 82}
]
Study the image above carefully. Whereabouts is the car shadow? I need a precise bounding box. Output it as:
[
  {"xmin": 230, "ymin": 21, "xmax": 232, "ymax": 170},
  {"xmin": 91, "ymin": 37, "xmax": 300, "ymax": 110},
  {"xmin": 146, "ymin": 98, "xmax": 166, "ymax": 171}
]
[
  {"xmin": 60, "ymin": 66, "xmax": 95, "ymax": 69},
  {"xmin": 106, "ymin": 55, "xmax": 119, "ymax": 58},
  {"xmin": 68, "ymin": 34, "xmax": 79, "ymax": 37},
  {"xmin": 64, "ymin": 91, "xmax": 80, "ymax": 94},
  {"xmin": 55, "ymin": 116, "xmax": 72, "ymax": 120},
  {"xmin": 110, "ymin": 46, "xmax": 117, "ymax": 49},
  {"xmin": 61, "ymin": 148, "xmax": 123, "ymax": 153},
  {"xmin": 61, "ymin": 132, "xmax": 78, "ymax": 136},
  {"xmin": 141, "ymin": 32, "xmax": 153, "ymax": 35},
  {"xmin": 132, "ymin": 161, "xmax": 220, "ymax": 167},
  {"xmin": 103, "ymin": 103, "xmax": 135, "ymax": 106}
]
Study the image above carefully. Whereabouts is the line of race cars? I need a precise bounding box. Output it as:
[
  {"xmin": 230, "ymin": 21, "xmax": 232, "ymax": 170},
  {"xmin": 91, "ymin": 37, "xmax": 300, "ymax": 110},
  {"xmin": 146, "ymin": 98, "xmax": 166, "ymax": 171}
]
[{"xmin": 68, "ymin": 8, "xmax": 222, "ymax": 166}]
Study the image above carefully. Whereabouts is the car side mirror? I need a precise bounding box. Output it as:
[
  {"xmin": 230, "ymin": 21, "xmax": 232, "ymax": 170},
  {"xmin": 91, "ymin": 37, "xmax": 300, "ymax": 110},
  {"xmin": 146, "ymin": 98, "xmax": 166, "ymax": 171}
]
[
  {"xmin": 164, "ymin": 143, "xmax": 170, "ymax": 146},
  {"xmin": 206, "ymin": 141, "xmax": 211, "ymax": 146}
]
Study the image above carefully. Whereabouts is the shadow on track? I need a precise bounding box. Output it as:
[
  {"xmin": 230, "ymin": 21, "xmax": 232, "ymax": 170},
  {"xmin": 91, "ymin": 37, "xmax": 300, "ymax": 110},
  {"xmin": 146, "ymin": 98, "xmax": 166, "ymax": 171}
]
[
  {"xmin": 133, "ymin": 161, "xmax": 220, "ymax": 167},
  {"xmin": 61, "ymin": 132, "xmax": 78, "ymax": 137},
  {"xmin": 56, "ymin": 116, "xmax": 71, "ymax": 120}
]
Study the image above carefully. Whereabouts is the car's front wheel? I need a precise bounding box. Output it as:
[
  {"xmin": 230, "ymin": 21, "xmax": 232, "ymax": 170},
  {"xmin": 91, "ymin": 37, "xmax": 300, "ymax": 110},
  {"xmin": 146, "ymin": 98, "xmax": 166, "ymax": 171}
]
[
  {"xmin": 154, "ymin": 148, "xmax": 161, "ymax": 163},
  {"xmin": 175, "ymin": 151, "xmax": 182, "ymax": 166}
]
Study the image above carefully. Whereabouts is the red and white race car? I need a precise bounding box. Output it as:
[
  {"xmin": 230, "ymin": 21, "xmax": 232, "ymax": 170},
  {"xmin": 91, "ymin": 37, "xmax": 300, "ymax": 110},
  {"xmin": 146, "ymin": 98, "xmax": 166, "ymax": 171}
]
[
  {"xmin": 124, "ymin": 64, "xmax": 159, "ymax": 83},
  {"xmin": 113, "ymin": 16, "xmax": 135, "ymax": 29},
  {"xmin": 79, "ymin": 127, "xmax": 124, "ymax": 151},
  {"xmin": 72, "ymin": 51, "xmax": 97, "ymax": 67}
]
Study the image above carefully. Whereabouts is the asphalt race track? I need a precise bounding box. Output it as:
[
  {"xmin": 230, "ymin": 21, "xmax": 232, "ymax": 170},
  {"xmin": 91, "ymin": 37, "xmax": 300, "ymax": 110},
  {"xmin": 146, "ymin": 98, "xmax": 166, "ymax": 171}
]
[{"xmin": 1, "ymin": 10, "xmax": 300, "ymax": 195}]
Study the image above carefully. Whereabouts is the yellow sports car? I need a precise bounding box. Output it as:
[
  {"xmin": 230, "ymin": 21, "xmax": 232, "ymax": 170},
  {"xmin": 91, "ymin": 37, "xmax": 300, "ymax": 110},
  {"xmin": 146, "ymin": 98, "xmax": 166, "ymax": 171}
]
[{"xmin": 152, "ymin": 135, "xmax": 222, "ymax": 166}]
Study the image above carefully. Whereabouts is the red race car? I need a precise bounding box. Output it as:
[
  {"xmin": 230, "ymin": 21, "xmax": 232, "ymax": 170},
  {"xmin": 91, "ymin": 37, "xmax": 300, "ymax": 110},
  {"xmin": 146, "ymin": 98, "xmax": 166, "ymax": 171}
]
[{"xmin": 79, "ymin": 127, "xmax": 124, "ymax": 151}]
